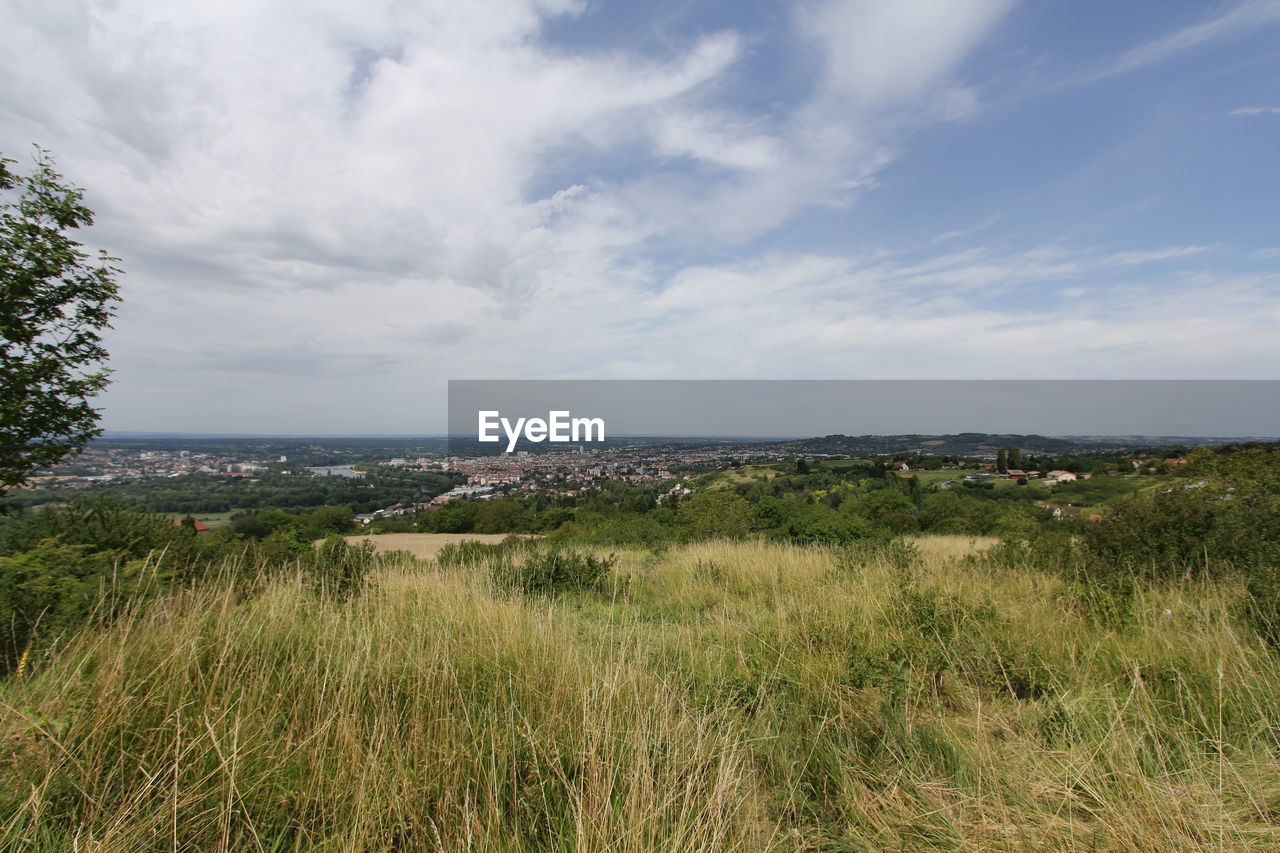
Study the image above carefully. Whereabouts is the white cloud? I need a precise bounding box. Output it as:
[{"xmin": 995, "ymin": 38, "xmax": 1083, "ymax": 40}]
[
  {"xmin": 1103, "ymin": 246, "xmax": 1211, "ymax": 266},
  {"xmin": 95, "ymin": 232, "xmax": 1280, "ymax": 431},
  {"xmin": 7, "ymin": 0, "xmax": 1274, "ymax": 433},
  {"xmin": 802, "ymin": 0, "xmax": 1016, "ymax": 106},
  {"xmin": 650, "ymin": 111, "xmax": 785, "ymax": 172},
  {"xmin": 1, "ymin": 0, "xmax": 747, "ymax": 303},
  {"xmin": 933, "ymin": 214, "xmax": 1001, "ymax": 244},
  {"xmin": 1102, "ymin": 0, "xmax": 1280, "ymax": 77},
  {"xmin": 1230, "ymin": 106, "xmax": 1280, "ymax": 116}
]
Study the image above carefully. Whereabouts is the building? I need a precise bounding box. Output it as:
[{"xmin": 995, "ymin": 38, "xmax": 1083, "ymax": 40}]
[
  {"xmin": 306, "ymin": 465, "xmax": 364, "ymax": 478},
  {"xmin": 1046, "ymin": 470, "xmax": 1077, "ymax": 483},
  {"xmin": 172, "ymin": 518, "xmax": 211, "ymax": 534}
]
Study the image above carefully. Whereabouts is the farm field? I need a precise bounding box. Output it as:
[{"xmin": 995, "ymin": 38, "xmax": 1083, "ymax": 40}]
[{"xmin": 338, "ymin": 531, "xmax": 532, "ymax": 559}]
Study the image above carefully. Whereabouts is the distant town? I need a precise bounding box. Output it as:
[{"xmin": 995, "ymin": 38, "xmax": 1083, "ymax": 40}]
[{"xmin": 11, "ymin": 431, "xmax": 1241, "ymax": 527}]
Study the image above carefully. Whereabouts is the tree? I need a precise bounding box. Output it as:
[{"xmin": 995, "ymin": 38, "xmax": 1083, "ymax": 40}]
[
  {"xmin": 308, "ymin": 504, "xmax": 355, "ymax": 535},
  {"xmin": 678, "ymin": 491, "xmax": 752, "ymax": 540},
  {"xmin": 1006, "ymin": 445, "xmax": 1023, "ymax": 470},
  {"xmin": 905, "ymin": 474, "xmax": 923, "ymax": 508},
  {"xmin": 1, "ymin": 148, "xmax": 121, "ymax": 496}
]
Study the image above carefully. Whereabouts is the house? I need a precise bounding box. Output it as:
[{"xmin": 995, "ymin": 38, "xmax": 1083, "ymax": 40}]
[
  {"xmin": 172, "ymin": 518, "xmax": 211, "ymax": 534},
  {"xmin": 1046, "ymin": 470, "xmax": 1077, "ymax": 483}
]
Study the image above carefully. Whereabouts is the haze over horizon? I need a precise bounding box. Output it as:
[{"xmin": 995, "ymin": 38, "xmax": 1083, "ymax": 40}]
[{"xmin": 3, "ymin": 1, "xmax": 1278, "ymax": 434}]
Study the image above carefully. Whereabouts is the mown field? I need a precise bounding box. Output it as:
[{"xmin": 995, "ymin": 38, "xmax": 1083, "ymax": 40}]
[
  {"xmin": 3, "ymin": 537, "xmax": 1279, "ymax": 851},
  {"xmin": 337, "ymin": 532, "xmax": 532, "ymax": 560},
  {"xmin": 701, "ymin": 464, "xmax": 785, "ymax": 490}
]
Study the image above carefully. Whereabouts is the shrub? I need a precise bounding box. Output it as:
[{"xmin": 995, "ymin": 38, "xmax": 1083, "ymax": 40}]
[
  {"xmin": 560, "ymin": 515, "xmax": 677, "ymax": 548},
  {"xmin": 436, "ymin": 535, "xmax": 530, "ymax": 568},
  {"xmin": 490, "ymin": 548, "xmax": 616, "ymax": 597},
  {"xmin": 1081, "ymin": 489, "xmax": 1237, "ymax": 580},
  {"xmin": 838, "ymin": 538, "xmax": 920, "ymax": 574},
  {"xmin": 771, "ymin": 505, "xmax": 880, "ymax": 546},
  {"xmin": 677, "ymin": 492, "xmax": 752, "ymax": 539},
  {"xmin": 0, "ymin": 496, "xmax": 195, "ymax": 567},
  {"xmin": 305, "ymin": 534, "xmax": 377, "ymax": 599},
  {"xmin": 0, "ymin": 541, "xmax": 125, "ymax": 670},
  {"xmin": 1245, "ymin": 564, "xmax": 1280, "ymax": 646}
]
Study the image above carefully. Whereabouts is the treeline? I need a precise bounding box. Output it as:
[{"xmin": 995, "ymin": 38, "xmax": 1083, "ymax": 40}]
[
  {"xmin": 304, "ymin": 462, "xmax": 1063, "ymax": 546},
  {"xmin": 872, "ymin": 446, "xmax": 1193, "ymax": 476},
  {"xmin": 87, "ymin": 436, "xmax": 451, "ymax": 466},
  {"xmin": 9, "ymin": 468, "xmax": 460, "ymax": 514},
  {"xmin": 0, "ymin": 499, "xmax": 393, "ymax": 671}
]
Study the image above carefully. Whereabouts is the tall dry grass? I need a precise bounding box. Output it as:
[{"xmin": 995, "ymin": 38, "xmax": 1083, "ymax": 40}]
[{"xmin": 3, "ymin": 537, "xmax": 1278, "ymax": 851}]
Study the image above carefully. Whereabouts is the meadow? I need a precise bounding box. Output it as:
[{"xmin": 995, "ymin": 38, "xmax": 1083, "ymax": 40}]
[
  {"xmin": 338, "ymin": 532, "xmax": 533, "ymax": 560},
  {"xmin": 3, "ymin": 536, "xmax": 1278, "ymax": 851}
]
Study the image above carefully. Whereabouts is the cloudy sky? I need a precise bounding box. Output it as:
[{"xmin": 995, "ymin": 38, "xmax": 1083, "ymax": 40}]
[{"xmin": 2, "ymin": 0, "xmax": 1278, "ymax": 433}]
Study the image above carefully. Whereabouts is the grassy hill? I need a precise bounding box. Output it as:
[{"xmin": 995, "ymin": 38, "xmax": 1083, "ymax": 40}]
[{"xmin": 3, "ymin": 538, "xmax": 1278, "ymax": 851}]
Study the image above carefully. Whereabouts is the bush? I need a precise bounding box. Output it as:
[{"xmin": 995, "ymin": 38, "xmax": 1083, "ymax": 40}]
[
  {"xmin": 490, "ymin": 548, "xmax": 616, "ymax": 597},
  {"xmin": 1081, "ymin": 489, "xmax": 1241, "ymax": 580},
  {"xmin": 1, "ymin": 497, "xmax": 195, "ymax": 566},
  {"xmin": 677, "ymin": 492, "xmax": 752, "ymax": 539},
  {"xmin": 0, "ymin": 541, "xmax": 125, "ymax": 670},
  {"xmin": 771, "ymin": 505, "xmax": 880, "ymax": 546},
  {"xmin": 436, "ymin": 535, "xmax": 530, "ymax": 568},
  {"xmin": 558, "ymin": 515, "xmax": 677, "ymax": 548},
  {"xmin": 305, "ymin": 535, "xmax": 377, "ymax": 599},
  {"xmin": 1245, "ymin": 564, "xmax": 1280, "ymax": 646},
  {"xmin": 839, "ymin": 538, "xmax": 921, "ymax": 574}
]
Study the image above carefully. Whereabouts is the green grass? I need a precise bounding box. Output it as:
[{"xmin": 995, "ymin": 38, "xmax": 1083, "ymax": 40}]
[
  {"xmin": 900, "ymin": 469, "xmax": 966, "ymax": 486},
  {"xmin": 3, "ymin": 538, "xmax": 1279, "ymax": 850},
  {"xmin": 811, "ymin": 459, "xmax": 861, "ymax": 469},
  {"xmin": 1045, "ymin": 474, "xmax": 1175, "ymax": 506},
  {"xmin": 172, "ymin": 509, "xmax": 248, "ymax": 528},
  {"xmin": 700, "ymin": 465, "xmax": 784, "ymax": 490}
]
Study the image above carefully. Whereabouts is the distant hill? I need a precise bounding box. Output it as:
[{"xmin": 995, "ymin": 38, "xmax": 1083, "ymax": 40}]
[{"xmin": 773, "ymin": 432, "xmax": 1264, "ymax": 457}]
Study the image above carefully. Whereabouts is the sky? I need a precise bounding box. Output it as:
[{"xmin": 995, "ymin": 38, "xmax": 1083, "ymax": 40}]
[{"xmin": 2, "ymin": 0, "xmax": 1278, "ymax": 434}]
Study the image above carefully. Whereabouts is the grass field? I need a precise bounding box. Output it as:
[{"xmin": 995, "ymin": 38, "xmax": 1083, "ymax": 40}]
[
  {"xmin": 901, "ymin": 469, "xmax": 968, "ymax": 486},
  {"xmin": 3, "ymin": 537, "xmax": 1278, "ymax": 850},
  {"xmin": 173, "ymin": 510, "xmax": 248, "ymax": 528},
  {"xmin": 337, "ymin": 532, "xmax": 533, "ymax": 560},
  {"xmin": 907, "ymin": 533, "xmax": 997, "ymax": 562},
  {"xmin": 702, "ymin": 464, "xmax": 784, "ymax": 490}
]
